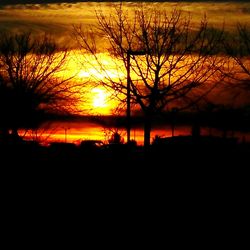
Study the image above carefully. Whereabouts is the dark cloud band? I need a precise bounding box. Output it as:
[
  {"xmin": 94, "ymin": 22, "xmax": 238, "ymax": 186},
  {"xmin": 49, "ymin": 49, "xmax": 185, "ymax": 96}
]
[{"xmin": 1, "ymin": 0, "xmax": 250, "ymax": 5}]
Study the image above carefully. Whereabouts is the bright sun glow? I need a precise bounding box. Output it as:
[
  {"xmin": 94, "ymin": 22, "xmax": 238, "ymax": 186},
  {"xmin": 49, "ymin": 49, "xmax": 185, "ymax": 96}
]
[
  {"xmin": 92, "ymin": 88, "xmax": 108, "ymax": 108},
  {"xmin": 78, "ymin": 68, "xmax": 122, "ymax": 80}
]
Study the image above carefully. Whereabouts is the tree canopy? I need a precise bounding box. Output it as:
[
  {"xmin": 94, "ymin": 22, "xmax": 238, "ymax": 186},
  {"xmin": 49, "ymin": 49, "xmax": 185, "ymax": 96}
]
[
  {"xmin": 0, "ymin": 32, "xmax": 78, "ymax": 140},
  {"xmin": 75, "ymin": 6, "xmax": 224, "ymax": 147}
]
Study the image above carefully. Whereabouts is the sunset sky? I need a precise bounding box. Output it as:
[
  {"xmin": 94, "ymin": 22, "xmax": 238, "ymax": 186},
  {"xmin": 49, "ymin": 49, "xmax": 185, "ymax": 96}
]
[
  {"xmin": 1, "ymin": 0, "xmax": 250, "ymax": 3},
  {"xmin": 1, "ymin": 0, "xmax": 250, "ymax": 115},
  {"xmin": 0, "ymin": 0, "xmax": 249, "ymax": 4},
  {"xmin": 0, "ymin": 1, "xmax": 249, "ymax": 113},
  {"xmin": 1, "ymin": 0, "xmax": 250, "ymax": 48},
  {"xmin": 1, "ymin": 0, "xmax": 250, "ymax": 145}
]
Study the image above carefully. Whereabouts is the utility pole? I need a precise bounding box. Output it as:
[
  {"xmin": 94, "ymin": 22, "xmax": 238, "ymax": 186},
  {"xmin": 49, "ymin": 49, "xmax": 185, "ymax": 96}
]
[
  {"xmin": 126, "ymin": 49, "xmax": 145, "ymax": 144},
  {"xmin": 64, "ymin": 128, "xmax": 67, "ymax": 143},
  {"xmin": 126, "ymin": 51, "xmax": 131, "ymax": 144},
  {"xmin": 64, "ymin": 127, "xmax": 70, "ymax": 143}
]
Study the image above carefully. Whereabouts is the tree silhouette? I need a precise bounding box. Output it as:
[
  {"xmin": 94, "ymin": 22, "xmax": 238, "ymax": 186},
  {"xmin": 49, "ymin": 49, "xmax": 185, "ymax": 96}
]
[
  {"xmin": 75, "ymin": 6, "xmax": 224, "ymax": 148},
  {"xmin": 0, "ymin": 32, "xmax": 78, "ymax": 142},
  {"xmin": 224, "ymin": 24, "xmax": 250, "ymax": 94}
]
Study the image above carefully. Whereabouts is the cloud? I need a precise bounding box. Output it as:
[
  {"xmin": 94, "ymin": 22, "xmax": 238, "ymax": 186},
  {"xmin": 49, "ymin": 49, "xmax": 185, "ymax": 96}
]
[
  {"xmin": 0, "ymin": 1, "xmax": 250, "ymax": 49},
  {"xmin": 0, "ymin": 2, "xmax": 97, "ymax": 48},
  {"xmin": 1, "ymin": 0, "xmax": 250, "ymax": 4},
  {"xmin": 0, "ymin": 0, "xmax": 72, "ymax": 4}
]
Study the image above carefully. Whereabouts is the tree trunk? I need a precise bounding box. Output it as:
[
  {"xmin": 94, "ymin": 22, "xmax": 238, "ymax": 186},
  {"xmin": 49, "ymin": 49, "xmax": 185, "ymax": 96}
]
[{"xmin": 144, "ymin": 113, "xmax": 152, "ymax": 149}]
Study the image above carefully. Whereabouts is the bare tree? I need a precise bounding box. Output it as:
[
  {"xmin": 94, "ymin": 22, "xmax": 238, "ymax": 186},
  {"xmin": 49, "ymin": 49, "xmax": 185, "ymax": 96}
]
[
  {"xmin": 0, "ymin": 32, "xmax": 79, "ymax": 141},
  {"xmin": 224, "ymin": 24, "xmax": 250, "ymax": 94},
  {"xmin": 75, "ymin": 6, "xmax": 224, "ymax": 148}
]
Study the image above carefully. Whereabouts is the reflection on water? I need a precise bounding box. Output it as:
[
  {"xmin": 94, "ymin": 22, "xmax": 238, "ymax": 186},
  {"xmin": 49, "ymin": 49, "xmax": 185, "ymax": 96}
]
[{"xmin": 21, "ymin": 120, "xmax": 249, "ymax": 146}]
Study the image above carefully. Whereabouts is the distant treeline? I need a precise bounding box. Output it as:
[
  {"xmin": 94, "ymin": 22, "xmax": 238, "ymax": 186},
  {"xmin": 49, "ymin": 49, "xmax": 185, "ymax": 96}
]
[{"xmin": 1, "ymin": 0, "xmax": 250, "ymax": 6}]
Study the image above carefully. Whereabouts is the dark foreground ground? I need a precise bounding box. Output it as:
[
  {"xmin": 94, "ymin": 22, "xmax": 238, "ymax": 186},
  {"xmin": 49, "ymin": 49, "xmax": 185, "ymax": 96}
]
[
  {"xmin": 1, "ymin": 135, "xmax": 248, "ymax": 222},
  {"xmin": 1, "ymin": 135, "xmax": 250, "ymax": 166},
  {"xmin": 1, "ymin": 135, "xmax": 248, "ymax": 242}
]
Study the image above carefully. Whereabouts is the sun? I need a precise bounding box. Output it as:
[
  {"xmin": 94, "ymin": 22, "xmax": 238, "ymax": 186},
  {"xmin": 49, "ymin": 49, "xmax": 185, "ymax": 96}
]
[{"xmin": 92, "ymin": 88, "xmax": 108, "ymax": 108}]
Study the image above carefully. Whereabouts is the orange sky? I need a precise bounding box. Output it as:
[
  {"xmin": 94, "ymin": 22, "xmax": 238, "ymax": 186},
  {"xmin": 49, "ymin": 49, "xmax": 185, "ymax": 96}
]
[{"xmin": 1, "ymin": 1, "xmax": 250, "ymax": 115}]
